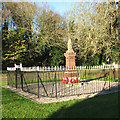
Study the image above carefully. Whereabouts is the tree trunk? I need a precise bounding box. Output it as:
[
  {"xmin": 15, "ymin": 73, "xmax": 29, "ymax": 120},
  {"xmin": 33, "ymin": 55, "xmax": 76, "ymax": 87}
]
[{"xmin": 99, "ymin": 49, "xmax": 104, "ymax": 65}]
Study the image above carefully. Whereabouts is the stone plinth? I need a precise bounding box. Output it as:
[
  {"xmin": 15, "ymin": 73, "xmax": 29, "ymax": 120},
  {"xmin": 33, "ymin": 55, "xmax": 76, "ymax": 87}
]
[
  {"xmin": 64, "ymin": 52, "xmax": 76, "ymax": 70},
  {"xmin": 64, "ymin": 72, "xmax": 78, "ymax": 78},
  {"xmin": 64, "ymin": 51, "xmax": 78, "ymax": 78}
]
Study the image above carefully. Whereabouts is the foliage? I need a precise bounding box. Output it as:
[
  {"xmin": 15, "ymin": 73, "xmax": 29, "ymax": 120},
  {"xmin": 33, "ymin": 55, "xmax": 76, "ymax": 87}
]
[
  {"xmin": 66, "ymin": 1, "xmax": 119, "ymax": 65},
  {"xmin": 2, "ymin": 1, "xmax": 119, "ymax": 69},
  {"xmin": 49, "ymin": 47, "xmax": 65, "ymax": 66},
  {"xmin": 2, "ymin": 2, "xmax": 38, "ymax": 68},
  {"xmin": 34, "ymin": 4, "xmax": 67, "ymax": 66}
]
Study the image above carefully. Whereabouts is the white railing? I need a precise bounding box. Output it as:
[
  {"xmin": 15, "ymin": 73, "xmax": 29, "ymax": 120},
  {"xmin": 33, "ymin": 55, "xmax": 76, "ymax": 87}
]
[
  {"xmin": 7, "ymin": 62, "xmax": 119, "ymax": 72},
  {"xmin": 7, "ymin": 67, "xmax": 16, "ymax": 71}
]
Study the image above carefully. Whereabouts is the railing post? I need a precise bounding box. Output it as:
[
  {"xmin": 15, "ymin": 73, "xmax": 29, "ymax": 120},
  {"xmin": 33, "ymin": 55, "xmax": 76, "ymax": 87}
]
[
  {"xmin": 20, "ymin": 71, "xmax": 23, "ymax": 90},
  {"xmin": 7, "ymin": 71, "xmax": 9, "ymax": 85},
  {"xmin": 37, "ymin": 72, "xmax": 39, "ymax": 98},
  {"xmin": 113, "ymin": 68, "xmax": 115, "ymax": 81},
  {"xmin": 55, "ymin": 71, "xmax": 57, "ymax": 98},
  {"xmin": 15, "ymin": 69, "xmax": 17, "ymax": 89},
  {"xmin": 109, "ymin": 70, "xmax": 111, "ymax": 91},
  {"xmin": 20, "ymin": 63, "xmax": 22, "ymax": 71}
]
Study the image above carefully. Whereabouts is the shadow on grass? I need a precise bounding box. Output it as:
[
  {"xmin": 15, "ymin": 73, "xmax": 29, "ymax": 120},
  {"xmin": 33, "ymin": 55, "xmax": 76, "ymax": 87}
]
[{"xmin": 47, "ymin": 85, "xmax": 120, "ymax": 119}]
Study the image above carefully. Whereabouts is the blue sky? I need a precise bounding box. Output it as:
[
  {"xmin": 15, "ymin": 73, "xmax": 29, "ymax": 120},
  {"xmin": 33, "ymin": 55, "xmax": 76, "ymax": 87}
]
[
  {"xmin": 13, "ymin": 0, "xmax": 119, "ymax": 16},
  {"xmin": 47, "ymin": 2, "xmax": 74, "ymax": 15},
  {"xmin": 36, "ymin": 0, "xmax": 119, "ymax": 16},
  {"xmin": 38, "ymin": 2, "xmax": 75, "ymax": 16}
]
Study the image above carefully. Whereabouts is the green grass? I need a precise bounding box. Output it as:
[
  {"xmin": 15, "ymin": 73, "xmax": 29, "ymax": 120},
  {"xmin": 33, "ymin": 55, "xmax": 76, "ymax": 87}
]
[
  {"xmin": 0, "ymin": 81, "xmax": 8, "ymax": 86},
  {"xmin": 79, "ymin": 75, "xmax": 119, "ymax": 82},
  {"xmin": 1, "ymin": 70, "xmax": 7, "ymax": 74},
  {"xmin": 8, "ymin": 78, "xmax": 62, "ymax": 86},
  {"xmin": 2, "ymin": 87, "xmax": 119, "ymax": 118}
]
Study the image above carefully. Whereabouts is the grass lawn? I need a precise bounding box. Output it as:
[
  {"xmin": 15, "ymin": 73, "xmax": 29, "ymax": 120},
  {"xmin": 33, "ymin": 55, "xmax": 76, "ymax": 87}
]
[
  {"xmin": 0, "ymin": 81, "xmax": 7, "ymax": 86},
  {"xmin": 2, "ymin": 87, "xmax": 119, "ymax": 119}
]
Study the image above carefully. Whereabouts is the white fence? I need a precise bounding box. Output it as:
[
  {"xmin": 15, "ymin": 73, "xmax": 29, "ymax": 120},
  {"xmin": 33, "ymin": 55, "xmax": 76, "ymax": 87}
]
[{"xmin": 7, "ymin": 62, "xmax": 120, "ymax": 72}]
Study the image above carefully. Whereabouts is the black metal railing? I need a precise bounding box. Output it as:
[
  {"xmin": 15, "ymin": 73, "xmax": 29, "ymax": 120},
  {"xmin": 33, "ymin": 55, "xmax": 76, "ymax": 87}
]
[{"xmin": 7, "ymin": 67, "xmax": 118, "ymax": 98}]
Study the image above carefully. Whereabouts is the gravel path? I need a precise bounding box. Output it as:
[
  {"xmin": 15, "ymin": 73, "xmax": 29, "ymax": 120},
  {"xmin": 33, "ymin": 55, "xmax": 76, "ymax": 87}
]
[{"xmin": 2, "ymin": 80, "xmax": 120, "ymax": 104}]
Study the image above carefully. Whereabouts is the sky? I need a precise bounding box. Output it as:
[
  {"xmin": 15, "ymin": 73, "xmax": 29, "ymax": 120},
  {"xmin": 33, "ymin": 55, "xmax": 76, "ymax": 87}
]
[
  {"xmin": 4, "ymin": 0, "xmax": 119, "ymax": 16},
  {"xmin": 38, "ymin": 2, "xmax": 75, "ymax": 16},
  {"xmin": 36, "ymin": 0, "xmax": 119, "ymax": 16},
  {"xmin": 47, "ymin": 2, "xmax": 74, "ymax": 16}
]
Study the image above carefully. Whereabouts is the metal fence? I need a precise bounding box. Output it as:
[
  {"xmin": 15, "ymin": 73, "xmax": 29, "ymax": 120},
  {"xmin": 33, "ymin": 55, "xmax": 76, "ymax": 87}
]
[{"xmin": 7, "ymin": 65, "xmax": 118, "ymax": 98}]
